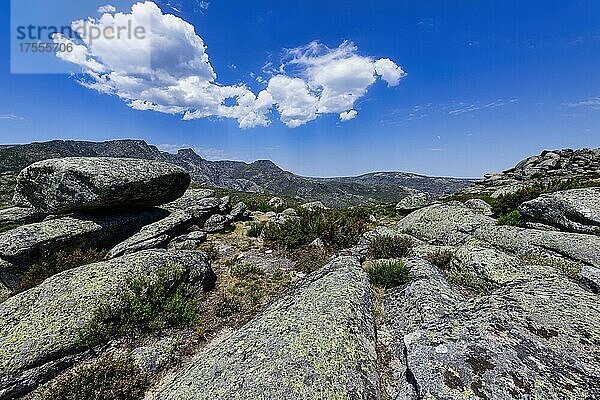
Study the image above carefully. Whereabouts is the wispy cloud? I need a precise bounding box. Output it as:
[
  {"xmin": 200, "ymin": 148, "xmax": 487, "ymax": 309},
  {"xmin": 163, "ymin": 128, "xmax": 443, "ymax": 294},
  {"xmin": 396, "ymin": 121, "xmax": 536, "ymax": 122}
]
[
  {"xmin": 0, "ymin": 114, "xmax": 25, "ymax": 121},
  {"xmin": 379, "ymin": 98, "xmax": 517, "ymax": 127},
  {"xmin": 566, "ymin": 96, "xmax": 600, "ymax": 110},
  {"xmin": 446, "ymin": 98, "xmax": 518, "ymax": 115}
]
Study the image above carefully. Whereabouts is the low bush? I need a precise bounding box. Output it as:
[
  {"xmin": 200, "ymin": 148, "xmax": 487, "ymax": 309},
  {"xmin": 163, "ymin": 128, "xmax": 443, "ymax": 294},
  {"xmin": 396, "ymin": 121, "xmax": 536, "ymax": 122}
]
[
  {"xmin": 491, "ymin": 186, "xmax": 543, "ymax": 217},
  {"xmin": 247, "ymin": 222, "xmax": 265, "ymax": 238},
  {"xmin": 367, "ymin": 235, "xmax": 412, "ymax": 259},
  {"xmin": 423, "ymin": 249, "xmax": 454, "ymax": 268},
  {"xmin": 78, "ymin": 264, "xmax": 199, "ymax": 347},
  {"xmin": 263, "ymin": 207, "xmax": 369, "ymax": 250},
  {"xmin": 497, "ymin": 210, "xmax": 525, "ymax": 227},
  {"xmin": 366, "ymin": 260, "xmax": 411, "ymax": 288},
  {"xmin": 36, "ymin": 354, "xmax": 149, "ymax": 400},
  {"xmin": 17, "ymin": 248, "xmax": 108, "ymax": 292}
]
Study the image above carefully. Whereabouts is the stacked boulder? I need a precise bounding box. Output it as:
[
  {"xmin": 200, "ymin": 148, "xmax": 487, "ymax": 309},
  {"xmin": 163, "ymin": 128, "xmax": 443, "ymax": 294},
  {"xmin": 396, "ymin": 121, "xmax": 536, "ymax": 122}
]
[
  {"xmin": 0, "ymin": 157, "xmax": 246, "ymax": 294},
  {"xmin": 0, "ymin": 157, "xmax": 245, "ymax": 398}
]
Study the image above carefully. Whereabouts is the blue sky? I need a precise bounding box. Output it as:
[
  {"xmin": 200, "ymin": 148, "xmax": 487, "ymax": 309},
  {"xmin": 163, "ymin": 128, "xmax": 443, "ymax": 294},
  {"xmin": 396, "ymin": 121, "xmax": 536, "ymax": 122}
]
[{"xmin": 0, "ymin": 0, "xmax": 599, "ymax": 178}]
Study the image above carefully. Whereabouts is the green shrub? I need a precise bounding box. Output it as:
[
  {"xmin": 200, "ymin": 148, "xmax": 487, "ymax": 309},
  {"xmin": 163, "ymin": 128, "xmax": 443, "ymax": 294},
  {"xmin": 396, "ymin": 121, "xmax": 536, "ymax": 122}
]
[
  {"xmin": 36, "ymin": 354, "xmax": 149, "ymax": 400},
  {"xmin": 78, "ymin": 265, "xmax": 199, "ymax": 347},
  {"xmin": 491, "ymin": 185, "xmax": 543, "ymax": 217},
  {"xmin": 367, "ymin": 235, "xmax": 412, "ymax": 259},
  {"xmin": 423, "ymin": 249, "xmax": 454, "ymax": 268},
  {"xmin": 17, "ymin": 248, "xmax": 108, "ymax": 292},
  {"xmin": 247, "ymin": 222, "xmax": 265, "ymax": 238},
  {"xmin": 497, "ymin": 210, "xmax": 525, "ymax": 227},
  {"xmin": 366, "ymin": 260, "xmax": 411, "ymax": 288},
  {"xmin": 263, "ymin": 207, "xmax": 369, "ymax": 250}
]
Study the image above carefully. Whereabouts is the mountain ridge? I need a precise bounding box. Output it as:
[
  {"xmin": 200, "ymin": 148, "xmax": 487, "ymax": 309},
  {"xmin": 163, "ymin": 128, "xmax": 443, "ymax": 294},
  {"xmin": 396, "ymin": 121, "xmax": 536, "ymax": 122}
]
[{"xmin": 0, "ymin": 139, "xmax": 474, "ymax": 207}]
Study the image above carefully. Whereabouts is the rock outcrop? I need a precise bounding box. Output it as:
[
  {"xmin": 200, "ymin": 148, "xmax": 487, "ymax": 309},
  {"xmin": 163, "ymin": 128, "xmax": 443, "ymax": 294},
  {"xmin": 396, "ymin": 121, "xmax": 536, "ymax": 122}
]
[
  {"xmin": 108, "ymin": 211, "xmax": 195, "ymax": 258},
  {"xmin": 397, "ymin": 202, "xmax": 600, "ymax": 270},
  {"xmin": 519, "ymin": 187, "xmax": 600, "ymax": 235},
  {"xmin": 0, "ymin": 250, "xmax": 215, "ymax": 399},
  {"xmin": 463, "ymin": 148, "xmax": 600, "ymax": 197},
  {"xmin": 0, "ymin": 210, "xmax": 164, "ymax": 269},
  {"xmin": 13, "ymin": 157, "xmax": 190, "ymax": 213},
  {"xmin": 150, "ymin": 257, "xmax": 379, "ymax": 400},
  {"xmin": 395, "ymin": 192, "xmax": 434, "ymax": 212},
  {"xmin": 379, "ymin": 257, "xmax": 600, "ymax": 399},
  {"xmin": 0, "ymin": 207, "xmax": 45, "ymax": 227}
]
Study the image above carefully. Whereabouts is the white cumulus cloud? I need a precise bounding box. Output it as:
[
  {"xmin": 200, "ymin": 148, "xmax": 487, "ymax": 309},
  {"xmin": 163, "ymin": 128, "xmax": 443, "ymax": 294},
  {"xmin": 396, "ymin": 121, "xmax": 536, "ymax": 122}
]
[
  {"xmin": 54, "ymin": 2, "xmax": 405, "ymax": 128},
  {"xmin": 339, "ymin": 110, "xmax": 357, "ymax": 122},
  {"xmin": 257, "ymin": 41, "xmax": 406, "ymax": 127},
  {"xmin": 97, "ymin": 4, "xmax": 117, "ymax": 13}
]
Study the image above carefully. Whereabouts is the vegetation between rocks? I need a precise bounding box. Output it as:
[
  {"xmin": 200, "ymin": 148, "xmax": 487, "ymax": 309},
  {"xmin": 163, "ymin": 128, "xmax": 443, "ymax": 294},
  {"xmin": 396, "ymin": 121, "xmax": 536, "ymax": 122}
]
[
  {"xmin": 246, "ymin": 222, "xmax": 265, "ymax": 237},
  {"xmin": 497, "ymin": 210, "xmax": 525, "ymax": 227},
  {"xmin": 263, "ymin": 207, "xmax": 369, "ymax": 250},
  {"xmin": 17, "ymin": 247, "xmax": 109, "ymax": 292},
  {"xmin": 367, "ymin": 235, "xmax": 412, "ymax": 259},
  {"xmin": 423, "ymin": 249, "xmax": 454, "ymax": 268},
  {"xmin": 78, "ymin": 264, "xmax": 199, "ymax": 347},
  {"xmin": 35, "ymin": 353, "xmax": 149, "ymax": 400},
  {"xmin": 366, "ymin": 260, "xmax": 411, "ymax": 288}
]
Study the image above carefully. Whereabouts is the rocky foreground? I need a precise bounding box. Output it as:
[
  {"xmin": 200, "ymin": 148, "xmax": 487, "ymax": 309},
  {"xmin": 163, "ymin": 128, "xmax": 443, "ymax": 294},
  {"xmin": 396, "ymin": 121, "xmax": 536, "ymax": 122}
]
[{"xmin": 0, "ymin": 149, "xmax": 599, "ymax": 399}]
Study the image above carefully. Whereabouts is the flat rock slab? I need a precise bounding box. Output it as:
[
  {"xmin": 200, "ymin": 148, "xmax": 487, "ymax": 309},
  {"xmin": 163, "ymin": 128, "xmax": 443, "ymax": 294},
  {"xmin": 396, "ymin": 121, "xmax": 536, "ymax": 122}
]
[
  {"xmin": 13, "ymin": 157, "xmax": 190, "ymax": 213},
  {"xmin": 519, "ymin": 187, "xmax": 600, "ymax": 235},
  {"xmin": 109, "ymin": 210, "xmax": 195, "ymax": 258},
  {"xmin": 0, "ymin": 207, "xmax": 45, "ymax": 227},
  {"xmin": 151, "ymin": 256, "xmax": 379, "ymax": 400},
  {"xmin": 0, "ymin": 210, "xmax": 165, "ymax": 268},
  {"xmin": 381, "ymin": 260, "xmax": 600, "ymax": 399},
  {"xmin": 398, "ymin": 202, "xmax": 600, "ymax": 269},
  {"xmin": 0, "ymin": 250, "xmax": 215, "ymax": 399}
]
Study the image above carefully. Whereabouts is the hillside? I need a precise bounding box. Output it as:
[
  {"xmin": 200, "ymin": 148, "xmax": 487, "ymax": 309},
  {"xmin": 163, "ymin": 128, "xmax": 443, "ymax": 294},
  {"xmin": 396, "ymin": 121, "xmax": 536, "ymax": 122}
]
[{"xmin": 0, "ymin": 140, "xmax": 473, "ymax": 207}]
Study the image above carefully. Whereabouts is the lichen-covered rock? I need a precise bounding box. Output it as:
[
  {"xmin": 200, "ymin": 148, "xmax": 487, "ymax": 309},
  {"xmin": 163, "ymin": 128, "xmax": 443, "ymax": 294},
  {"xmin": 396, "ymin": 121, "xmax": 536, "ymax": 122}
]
[
  {"xmin": 109, "ymin": 211, "xmax": 194, "ymax": 258},
  {"xmin": 0, "ymin": 207, "xmax": 45, "ymax": 226},
  {"xmin": 0, "ymin": 250, "xmax": 215, "ymax": 399},
  {"xmin": 519, "ymin": 187, "xmax": 600, "ymax": 235},
  {"xmin": 267, "ymin": 196, "xmax": 284, "ymax": 209},
  {"xmin": 202, "ymin": 214, "xmax": 234, "ymax": 233},
  {"xmin": 464, "ymin": 199, "xmax": 493, "ymax": 216},
  {"xmin": 398, "ymin": 202, "xmax": 600, "ymax": 269},
  {"xmin": 0, "ymin": 210, "xmax": 164, "ymax": 268},
  {"xmin": 167, "ymin": 231, "xmax": 207, "ymax": 250},
  {"xmin": 161, "ymin": 189, "xmax": 216, "ymax": 213},
  {"xmin": 228, "ymin": 202, "xmax": 247, "ymax": 221},
  {"xmin": 301, "ymin": 201, "xmax": 327, "ymax": 211},
  {"xmin": 380, "ymin": 257, "xmax": 600, "ymax": 399},
  {"xmin": 150, "ymin": 256, "xmax": 379, "ymax": 400},
  {"xmin": 396, "ymin": 192, "xmax": 433, "ymax": 212},
  {"xmin": 13, "ymin": 158, "xmax": 190, "ymax": 213}
]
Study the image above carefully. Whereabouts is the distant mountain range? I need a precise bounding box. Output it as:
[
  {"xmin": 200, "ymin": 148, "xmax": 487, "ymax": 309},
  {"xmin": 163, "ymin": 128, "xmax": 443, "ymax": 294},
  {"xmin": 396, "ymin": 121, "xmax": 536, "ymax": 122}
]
[{"xmin": 0, "ymin": 140, "xmax": 474, "ymax": 207}]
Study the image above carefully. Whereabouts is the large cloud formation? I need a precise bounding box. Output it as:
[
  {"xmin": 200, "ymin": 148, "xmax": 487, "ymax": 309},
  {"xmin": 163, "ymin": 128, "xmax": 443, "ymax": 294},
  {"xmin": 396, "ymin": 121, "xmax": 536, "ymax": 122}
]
[{"xmin": 54, "ymin": 1, "xmax": 405, "ymax": 128}]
